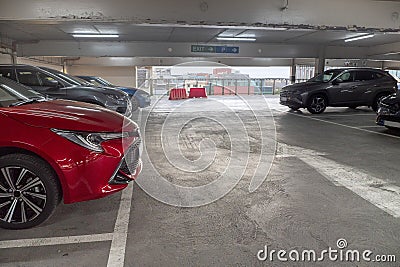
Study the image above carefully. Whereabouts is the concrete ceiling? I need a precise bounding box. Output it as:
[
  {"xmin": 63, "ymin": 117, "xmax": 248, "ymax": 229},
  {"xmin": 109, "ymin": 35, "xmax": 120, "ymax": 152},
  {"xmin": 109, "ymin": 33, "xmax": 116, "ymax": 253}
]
[
  {"xmin": 2, "ymin": 21, "xmax": 400, "ymax": 46},
  {"xmin": 1, "ymin": 0, "xmax": 400, "ymax": 63}
]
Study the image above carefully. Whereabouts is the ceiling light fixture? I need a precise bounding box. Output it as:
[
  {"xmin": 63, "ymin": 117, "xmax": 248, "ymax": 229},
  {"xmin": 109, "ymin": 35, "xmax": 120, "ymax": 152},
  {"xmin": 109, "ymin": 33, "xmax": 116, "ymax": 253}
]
[
  {"xmin": 344, "ymin": 34, "xmax": 374, "ymax": 42},
  {"xmin": 383, "ymin": 51, "xmax": 400, "ymax": 56},
  {"xmin": 216, "ymin": 37, "xmax": 256, "ymax": 42},
  {"xmin": 72, "ymin": 34, "xmax": 119, "ymax": 38}
]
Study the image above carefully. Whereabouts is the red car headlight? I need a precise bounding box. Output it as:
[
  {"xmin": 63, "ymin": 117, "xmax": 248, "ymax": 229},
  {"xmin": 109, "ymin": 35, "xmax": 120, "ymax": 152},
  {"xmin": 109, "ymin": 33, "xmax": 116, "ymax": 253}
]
[{"xmin": 51, "ymin": 129, "xmax": 130, "ymax": 152}]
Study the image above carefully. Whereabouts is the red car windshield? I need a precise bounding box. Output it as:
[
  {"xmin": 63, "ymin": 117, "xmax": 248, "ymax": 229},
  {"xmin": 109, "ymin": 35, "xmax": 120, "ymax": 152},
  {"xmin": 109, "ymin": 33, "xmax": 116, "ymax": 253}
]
[{"xmin": 0, "ymin": 77, "xmax": 44, "ymax": 107}]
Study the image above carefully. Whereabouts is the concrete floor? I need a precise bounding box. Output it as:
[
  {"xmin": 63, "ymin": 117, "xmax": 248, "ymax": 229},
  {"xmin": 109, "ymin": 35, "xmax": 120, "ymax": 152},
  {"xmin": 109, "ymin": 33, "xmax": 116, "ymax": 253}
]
[{"xmin": 1, "ymin": 96, "xmax": 399, "ymax": 267}]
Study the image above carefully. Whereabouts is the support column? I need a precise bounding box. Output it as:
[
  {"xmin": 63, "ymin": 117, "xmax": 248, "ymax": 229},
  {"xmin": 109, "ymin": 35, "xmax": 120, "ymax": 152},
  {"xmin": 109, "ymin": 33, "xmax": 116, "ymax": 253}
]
[
  {"xmin": 381, "ymin": 61, "xmax": 386, "ymax": 70},
  {"xmin": 290, "ymin": 59, "xmax": 296, "ymax": 83},
  {"xmin": 133, "ymin": 66, "xmax": 138, "ymax": 88},
  {"xmin": 315, "ymin": 47, "xmax": 326, "ymax": 75},
  {"xmin": 11, "ymin": 52, "xmax": 17, "ymax": 65},
  {"xmin": 62, "ymin": 60, "xmax": 68, "ymax": 73}
]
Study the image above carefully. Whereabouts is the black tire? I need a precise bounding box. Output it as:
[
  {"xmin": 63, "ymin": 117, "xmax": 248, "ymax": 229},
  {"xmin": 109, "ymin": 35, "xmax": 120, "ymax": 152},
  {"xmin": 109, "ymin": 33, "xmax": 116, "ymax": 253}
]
[
  {"xmin": 289, "ymin": 106, "xmax": 299, "ymax": 111},
  {"xmin": 0, "ymin": 154, "xmax": 61, "ymax": 229},
  {"xmin": 307, "ymin": 94, "xmax": 327, "ymax": 114},
  {"xmin": 372, "ymin": 93, "xmax": 389, "ymax": 112},
  {"xmin": 349, "ymin": 105, "xmax": 358, "ymax": 109}
]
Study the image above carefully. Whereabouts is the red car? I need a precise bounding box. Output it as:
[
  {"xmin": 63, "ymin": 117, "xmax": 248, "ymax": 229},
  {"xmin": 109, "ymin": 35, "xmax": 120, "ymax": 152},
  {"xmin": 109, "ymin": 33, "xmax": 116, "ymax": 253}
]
[{"xmin": 0, "ymin": 76, "xmax": 141, "ymax": 229}]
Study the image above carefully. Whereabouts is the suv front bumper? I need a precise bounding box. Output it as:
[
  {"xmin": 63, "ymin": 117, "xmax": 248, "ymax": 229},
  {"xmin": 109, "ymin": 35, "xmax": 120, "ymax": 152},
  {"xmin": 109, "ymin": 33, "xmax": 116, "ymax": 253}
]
[{"xmin": 280, "ymin": 91, "xmax": 307, "ymax": 108}]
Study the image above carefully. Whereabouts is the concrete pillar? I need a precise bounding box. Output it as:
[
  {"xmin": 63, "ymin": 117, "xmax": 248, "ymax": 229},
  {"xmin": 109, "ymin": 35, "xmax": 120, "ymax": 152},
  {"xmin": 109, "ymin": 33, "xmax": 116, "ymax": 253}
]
[
  {"xmin": 290, "ymin": 59, "xmax": 296, "ymax": 83},
  {"xmin": 133, "ymin": 66, "xmax": 138, "ymax": 88},
  {"xmin": 62, "ymin": 60, "xmax": 68, "ymax": 73},
  {"xmin": 315, "ymin": 47, "xmax": 326, "ymax": 75},
  {"xmin": 11, "ymin": 52, "xmax": 17, "ymax": 65}
]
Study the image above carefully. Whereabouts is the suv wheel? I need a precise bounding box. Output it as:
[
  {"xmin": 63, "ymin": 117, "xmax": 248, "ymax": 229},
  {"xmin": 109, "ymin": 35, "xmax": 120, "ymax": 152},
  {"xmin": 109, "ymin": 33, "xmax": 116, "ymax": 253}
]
[
  {"xmin": 0, "ymin": 154, "xmax": 61, "ymax": 229},
  {"xmin": 372, "ymin": 93, "xmax": 389, "ymax": 112},
  {"xmin": 307, "ymin": 94, "xmax": 327, "ymax": 114}
]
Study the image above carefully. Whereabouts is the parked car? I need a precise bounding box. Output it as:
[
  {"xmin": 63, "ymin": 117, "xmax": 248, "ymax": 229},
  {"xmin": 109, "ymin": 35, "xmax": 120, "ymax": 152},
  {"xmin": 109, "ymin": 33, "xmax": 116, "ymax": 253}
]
[
  {"xmin": 0, "ymin": 64, "xmax": 132, "ymax": 117},
  {"xmin": 376, "ymin": 93, "xmax": 400, "ymax": 129},
  {"xmin": 0, "ymin": 76, "xmax": 141, "ymax": 229},
  {"xmin": 77, "ymin": 76, "xmax": 151, "ymax": 110},
  {"xmin": 280, "ymin": 68, "xmax": 398, "ymax": 114}
]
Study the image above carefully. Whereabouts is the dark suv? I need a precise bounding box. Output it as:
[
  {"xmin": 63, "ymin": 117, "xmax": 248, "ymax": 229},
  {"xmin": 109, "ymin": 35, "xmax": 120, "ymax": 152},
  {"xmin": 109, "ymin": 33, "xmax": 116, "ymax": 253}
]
[
  {"xmin": 280, "ymin": 68, "xmax": 398, "ymax": 114},
  {"xmin": 77, "ymin": 76, "xmax": 151, "ymax": 110},
  {"xmin": 0, "ymin": 64, "xmax": 132, "ymax": 116}
]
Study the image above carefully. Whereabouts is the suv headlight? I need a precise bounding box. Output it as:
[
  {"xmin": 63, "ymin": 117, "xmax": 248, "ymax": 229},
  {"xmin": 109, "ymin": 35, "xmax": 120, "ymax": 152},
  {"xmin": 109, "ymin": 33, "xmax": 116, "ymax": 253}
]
[{"xmin": 51, "ymin": 129, "xmax": 129, "ymax": 152}]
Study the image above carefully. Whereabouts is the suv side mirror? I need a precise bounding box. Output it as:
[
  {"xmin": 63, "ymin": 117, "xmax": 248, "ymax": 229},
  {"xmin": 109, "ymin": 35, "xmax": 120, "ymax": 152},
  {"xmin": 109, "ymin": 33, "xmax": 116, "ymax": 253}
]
[
  {"xmin": 43, "ymin": 79, "xmax": 60, "ymax": 88},
  {"xmin": 332, "ymin": 79, "xmax": 342, "ymax": 85}
]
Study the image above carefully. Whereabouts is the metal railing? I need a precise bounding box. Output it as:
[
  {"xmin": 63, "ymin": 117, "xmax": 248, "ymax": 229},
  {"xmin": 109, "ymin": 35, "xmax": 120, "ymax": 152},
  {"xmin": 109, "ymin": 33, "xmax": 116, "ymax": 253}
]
[{"xmin": 137, "ymin": 78, "xmax": 307, "ymax": 96}]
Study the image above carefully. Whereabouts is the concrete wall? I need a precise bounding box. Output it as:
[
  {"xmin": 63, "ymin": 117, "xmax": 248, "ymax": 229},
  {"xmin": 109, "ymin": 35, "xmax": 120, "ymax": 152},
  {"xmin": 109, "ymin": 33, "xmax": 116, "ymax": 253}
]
[
  {"xmin": 67, "ymin": 65, "xmax": 136, "ymax": 87},
  {"xmin": 17, "ymin": 57, "xmax": 63, "ymax": 71},
  {"xmin": 0, "ymin": 53, "xmax": 12, "ymax": 64}
]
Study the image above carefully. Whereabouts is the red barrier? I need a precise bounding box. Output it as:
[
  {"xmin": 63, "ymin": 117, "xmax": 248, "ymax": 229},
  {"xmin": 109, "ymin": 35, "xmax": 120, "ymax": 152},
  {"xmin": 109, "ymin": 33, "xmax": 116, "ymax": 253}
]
[
  {"xmin": 169, "ymin": 88, "xmax": 188, "ymax": 100},
  {"xmin": 189, "ymin": 87, "xmax": 207, "ymax": 98}
]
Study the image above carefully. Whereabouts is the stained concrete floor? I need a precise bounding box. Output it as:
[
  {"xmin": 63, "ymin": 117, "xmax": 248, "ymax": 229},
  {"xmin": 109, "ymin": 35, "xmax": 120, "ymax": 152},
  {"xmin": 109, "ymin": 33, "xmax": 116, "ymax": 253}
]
[{"xmin": 1, "ymin": 95, "xmax": 399, "ymax": 267}]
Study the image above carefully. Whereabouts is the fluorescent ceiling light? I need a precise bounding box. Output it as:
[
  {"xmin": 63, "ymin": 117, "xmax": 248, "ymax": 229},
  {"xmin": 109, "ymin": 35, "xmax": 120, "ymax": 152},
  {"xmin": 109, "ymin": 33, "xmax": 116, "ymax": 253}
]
[
  {"xmin": 216, "ymin": 37, "xmax": 256, "ymax": 42},
  {"xmin": 384, "ymin": 31, "xmax": 400, "ymax": 35},
  {"xmin": 262, "ymin": 27, "xmax": 288, "ymax": 31},
  {"xmin": 72, "ymin": 34, "xmax": 119, "ymax": 38},
  {"xmin": 383, "ymin": 52, "xmax": 400, "ymax": 56},
  {"xmin": 344, "ymin": 34, "xmax": 374, "ymax": 42},
  {"xmin": 236, "ymin": 33, "xmax": 256, "ymax": 38}
]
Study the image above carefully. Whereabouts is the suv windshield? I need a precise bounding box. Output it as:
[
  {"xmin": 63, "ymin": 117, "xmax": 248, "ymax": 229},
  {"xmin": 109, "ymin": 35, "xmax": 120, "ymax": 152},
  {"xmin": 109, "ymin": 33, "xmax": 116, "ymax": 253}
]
[
  {"xmin": 308, "ymin": 69, "xmax": 343, "ymax": 83},
  {"xmin": 0, "ymin": 77, "xmax": 45, "ymax": 107},
  {"xmin": 41, "ymin": 68, "xmax": 86, "ymax": 86},
  {"xmin": 95, "ymin": 77, "xmax": 114, "ymax": 87}
]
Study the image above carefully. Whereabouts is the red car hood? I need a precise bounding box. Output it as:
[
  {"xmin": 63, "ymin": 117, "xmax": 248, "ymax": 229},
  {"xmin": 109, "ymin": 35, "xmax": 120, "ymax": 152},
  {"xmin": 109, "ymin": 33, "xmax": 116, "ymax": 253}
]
[{"xmin": 1, "ymin": 100, "xmax": 136, "ymax": 132}]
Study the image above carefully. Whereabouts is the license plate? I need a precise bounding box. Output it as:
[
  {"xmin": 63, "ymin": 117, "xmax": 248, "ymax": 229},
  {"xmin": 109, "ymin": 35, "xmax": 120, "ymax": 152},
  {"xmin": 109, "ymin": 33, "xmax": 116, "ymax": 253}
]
[{"xmin": 280, "ymin": 97, "xmax": 287, "ymax": 102}]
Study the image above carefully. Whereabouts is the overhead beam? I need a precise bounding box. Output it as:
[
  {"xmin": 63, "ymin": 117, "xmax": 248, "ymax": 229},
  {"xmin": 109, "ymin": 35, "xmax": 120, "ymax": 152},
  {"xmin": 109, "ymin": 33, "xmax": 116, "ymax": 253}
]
[
  {"xmin": 368, "ymin": 41, "xmax": 400, "ymax": 60},
  {"xmin": 62, "ymin": 57, "xmax": 317, "ymax": 67},
  {"xmin": 17, "ymin": 41, "xmax": 370, "ymax": 59}
]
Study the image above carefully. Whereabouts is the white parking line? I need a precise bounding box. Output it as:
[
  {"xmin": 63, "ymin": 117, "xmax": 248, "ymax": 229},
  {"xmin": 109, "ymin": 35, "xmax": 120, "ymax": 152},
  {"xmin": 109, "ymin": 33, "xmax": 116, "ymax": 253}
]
[
  {"xmin": 279, "ymin": 144, "xmax": 400, "ymax": 218},
  {"xmin": 0, "ymin": 233, "xmax": 113, "ymax": 249},
  {"xmin": 106, "ymin": 182, "xmax": 134, "ymax": 267},
  {"xmin": 273, "ymin": 109, "xmax": 400, "ymax": 140},
  {"xmin": 357, "ymin": 126, "xmax": 384, "ymax": 128},
  {"xmin": 310, "ymin": 113, "xmax": 376, "ymax": 117}
]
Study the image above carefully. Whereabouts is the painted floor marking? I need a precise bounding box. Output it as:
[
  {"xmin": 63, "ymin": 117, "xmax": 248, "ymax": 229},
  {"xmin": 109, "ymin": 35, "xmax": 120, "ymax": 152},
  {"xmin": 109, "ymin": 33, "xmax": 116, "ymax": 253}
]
[
  {"xmin": 279, "ymin": 143, "xmax": 400, "ymax": 218},
  {"xmin": 0, "ymin": 233, "xmax": 113, "ymax": 249},
  {"xmin": 107, "ymin": 184, "xmax": 134, "ymax": 267},
  {"xmin": 107, "ymin": 108, "xmax": 142, "ymax": 267},
  {"xmin": 272, "ymin": 108, "xmax": 400, "ymax": 140},
  {"xmin": 310, "ymin": 113, "xmax": 376, "ymax": 117}
]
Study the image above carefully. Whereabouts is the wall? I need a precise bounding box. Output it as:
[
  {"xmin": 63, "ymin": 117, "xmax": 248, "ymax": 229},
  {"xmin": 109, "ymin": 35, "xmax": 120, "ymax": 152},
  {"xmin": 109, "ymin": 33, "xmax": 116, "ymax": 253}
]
[
  {"xmin": 67, "ymin": 65, "xmax": 136, "ymax": 87},
  {"xmin": 0, "ymin": 53, "xmax": 12, "ymax": 64},
  {"xmin": 17, "ymin": 57, "xmax": 63, "ymax": 71}
]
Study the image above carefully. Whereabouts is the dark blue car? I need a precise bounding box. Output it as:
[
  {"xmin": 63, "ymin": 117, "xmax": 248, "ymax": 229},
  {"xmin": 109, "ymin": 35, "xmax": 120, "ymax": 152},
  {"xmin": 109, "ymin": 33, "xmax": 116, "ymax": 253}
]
[{"xmin": 77, "ymin": 76, "xmax": 151, "ymax": 110}]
